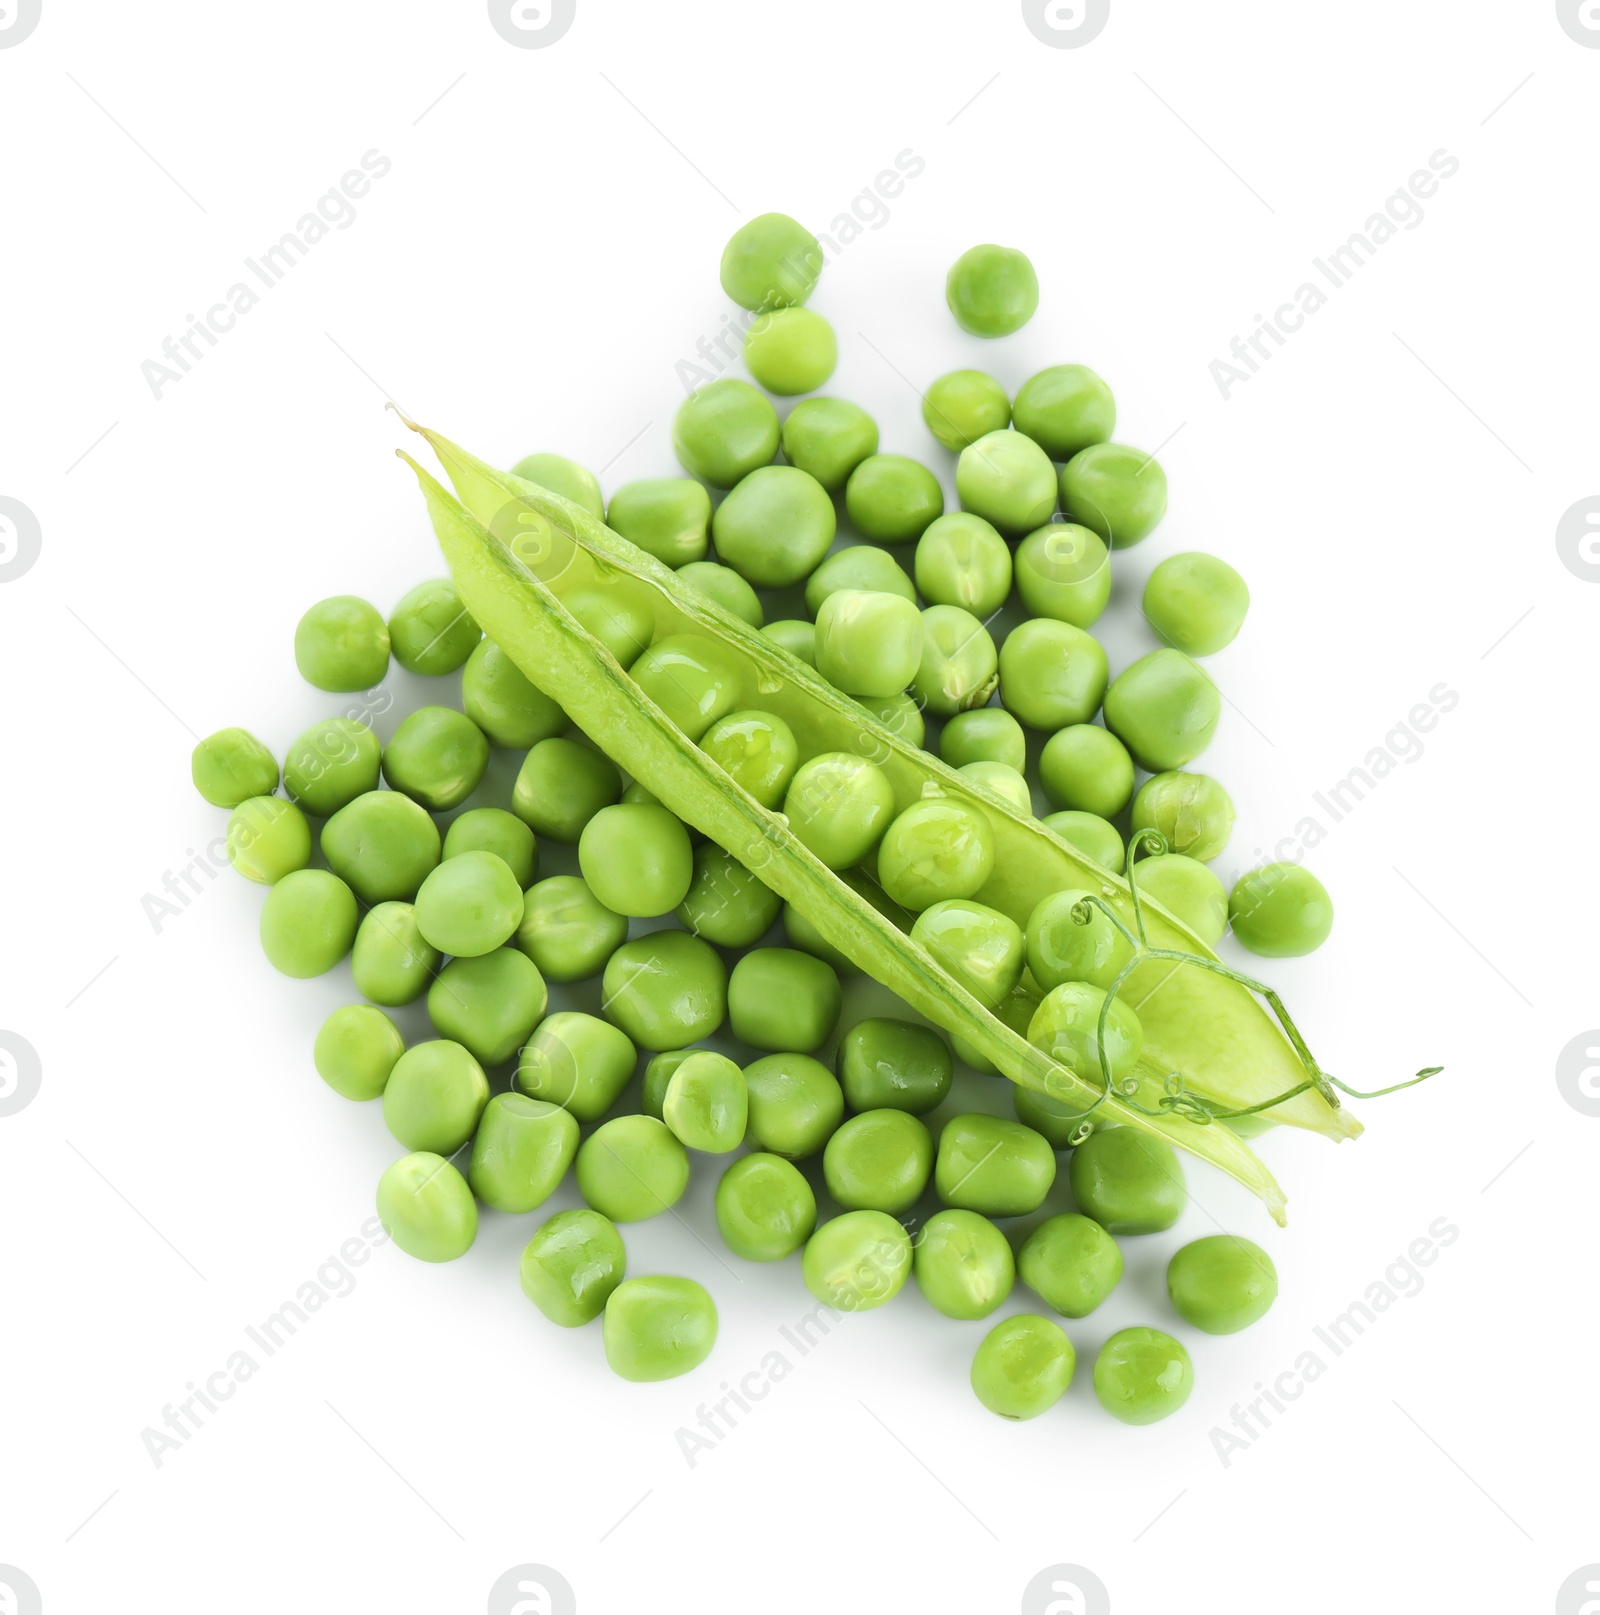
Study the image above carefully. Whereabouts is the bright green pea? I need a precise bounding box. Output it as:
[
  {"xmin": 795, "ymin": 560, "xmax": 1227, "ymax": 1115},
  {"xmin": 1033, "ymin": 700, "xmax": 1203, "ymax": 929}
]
[
  {"xmin": 970, "ymin": 1314, "xmax": 1074, "ymax": 1419},
  {"xmin": 663, "ymin": 1050, "xmax": 748, "ymax": 1152},
  {"xmin": 911, "ymin": 899, "xmax": 1024, "ymax": 1010},
  {"xmin": 515, "ymin": 875, "xmax": 626, "ymax": 983},
  {"xmin": 513, "ymin": 736, "xmax": 621, "ymax": 841},
  {"xmin": 629, "ymin": 633, "xmax": 744, "ymax": 741},
  {"xmin": 1143, "ymin": 552, "xmax": 1249, "ymax": 656},
  {"xmin": 516, "ymin": 1010, "xmax": 636, "ymax": 1122},
  {"xmin": 673, "ymin": 379, "xmax": 780, "ymax": 488},
  {"xmin": 641, "ymin": 1049, "xmax": 692, "ymax": 1120},
  {"xmin": 720, "ymin": 211, "xmax": 821, "ymax": 310},
  {"xmin": 467, "ymin": 1093, "xmax": 578, "ymax": 1213},
  {"xmin": 509, "ymin": 452, "xmax": 604, "ymax": 518},
  {"xmin": 521, "ymin": 1207, "xmax": 625, "ymax": 1325},
  {"xmin": 603, "ymin": 1275, "xmax": 718, "ymax": 1382},
  {"xmin": 913, "ymin": 605, "xmax": 999, "ymax": 715},
  {"xmin": 443, "ymin": 807, "xmax": 536, "ymax": 888},
  {"xmin": 1038, "ymin": 724, "xmax": 1133, "ymax": 818},
  {"xmin": 780, "ymin": 397, "xmax": 878, "ymax": 492},
  {"xmin": 945, "ymin": 244, "xmax": 1038, "ymax": 337},
  {"xmin": 823, "ymin": 1109, "xmax": 933, "ymax": 1214},
  {"xmin": 935, "ymin": 1113, "xmax": 1055, "ymax": 1216},
  {"xmin": 914, "ymin": 1209, "xmax": 1014, "ymax": 1320},
  {"xmin": 923, "ymin": 370, "xmax": 1010, "ymax": 451},
  {"xmin": 427, "ymin": 947, "xmax": 547, "ymax": 1066},
  {"xmin": 762, "ymin": 618, "xmax": 817, "ymax": 666},
  {"xmin": 1168, "ymin": 1235, "xmax": 1278, "ymax": 1334},
  {"xmin": 743, "ymin": 1052, "xmax": 844, "ymax": 1158},
  {"xmin": 956, "ymin": 430, "xmax": 1057, "ymax": 537},
  {"xmin": 460, "ymin": 639, "xmax": 567, "ymax": 749},
  {"xmin": 857, "ymin": 692, "xmax": 925, "ymax": 747},
  {"xmin": 388, "ymin": 579, "xmax": 480, "ymax": 675},
  {"xmin": 606, "ymin": 477, "xmax": 712, "ymax": 568},
  {"xmin": 1018, "ymin": 1213, "xmax": 1123, "ymax": 1318},
  {"xmin": 382, "ymin": 1039, "xmax": 489, "ymax": 1154},
  {"xmin": 804, "ymin": 544, "xmax": 916, "ymax": 615},
  {"xmin": 413, "ymin": 851, "xmax": 523, "ymax": 956},
  {"xmin": 712, "ymin": 464, "xmax": 837, "ymax": 589},
  {"xmin": 314, "ymin": 1004, "xmax": 404, "ymax": 1102},
  {"xmin": 259, "ymin": 868, "xmax": 358, "ymax": 977},
  {"xmin": 959, "ymin": 760, "xmax": 1031, "ymax": 815},
  {"xmin": 838, "ymin": 1018, "xmax": 951, "ymax": 1115},
  {"xmin": 1014, "ymin": 522, "xmax": 1111, "ymax": 628},
  {"xmin": 1026, "ymin": 890, "xmax": 1135, "ymax": 993},
  {"xmin": 294, "ymin": 595, "xmax": 390, "ymax": 691},
  {"xmin": 783, "ymin": 752, "xmax": 896, "ymax": 869},
  {"xmin": 193, "ymin": 727, "xmax": 279, "ymax": 807},
  {"xmin": 1029, "ymin": 981, "xmax": 1143, "ymax": 1086},
  {"xmin": 715, "ymin": 1153, "xmax": 816, "ymax": 1261},
  {"xmin": 677, "ymin": 560, "xmax": 763, "ymax": 627},
  {"xmin": 602, "ymin": 930, "xmax": 726, "ymax": 1051},
  {"xmin": 1132, "ymin": 771, "xmax": 1234, "ymax": 863},
  {"xmin": 1043, "ymin": 810, "xmax": 1124, "ymax": 872},
  {"xmin": 803, "ymin": 1210, "xmax": 912, "ymax": 1311},
  {"xmin": 700, "ymin": 709, "xmax": 800, "ymax": 809},
  {"xmin": 226, "ymin": 796, "xmax": 311, "ymax": 884},
  {"xmin": 1137, "ymin": 854, "xmax": 1227, "ymax": 944},
  {"xmin": 845, "ymin": 454, "xmax": 944, "ymax": 545},
  {"xmin": 815, "ymin": 589, "xmax": 924, "ymax": 698},
  {"xmin": 676, "ymin": 843, "xmax": 780, "ymax": 947},
  {"xmin": 382, "ymin": 706, "xmax": 489, "ymax": 812},
  {"xmin": 999, "ymin": 619, "xmax": 1108, "ymax": 732},
  {"xmin": 577, "ymin": 1115, "xmax": 691, "ymax": 1222},
  {"xmin": 377, "ymin": 1152, "xmax": 477, "ymax": 1263},
  {"xmin": 1103, "ymin": 649, "xmax": 1220, "ymax": 772},
  {"xmin": 283, "ymin": 717, "xmax": 381, "ymax": 817},
  {"xmin": 939, "ymin": 708, "xmax": 1025, "ymax": 772},
  {"xmin": 564, "ymin": 579, "xmax": 656, "ymax": 664},
  {"xmin": 1069, "ymin": 1126, "xmax": 1186, "ymax": 1234},
  {"xmin": 352, "ymin": 901, "xmax": 440, "ymax": 1005},
  {"xmin": 1012, "ymin": 364, "xmax": 1116, "ymax": 460},
  {"xmin": 321, "ymin": 790, "xmax": 441, "ymax": 902},
  {"xmin": 1060, "ymin": 442, "xmax": 1167, "ymax": 548},
  {"xmin": 728, "ymin": 947, "xmax": 841, "ymax": 1053},
  {"xmin": 913, "ymin": 513, "xmax": 1012, "ymax": 617},
  {"xmin": 876, "ymin": 798, "xmax": 995, "ymax": 913},
  {"xmin": 744, "ymin": 307, "xmax": 837, "ymax": 395},
  {"xmin": 1229, "ymin": 862, "xmax": 1334, "ymax": 957},
  {"xmin": 1012, "ymin": 1084, "xmax": 1084, "ymax": 1148},
  {"xmin": 1093, "ymin": 1327, "xmax": 1193, "ymax": 1424},
  {"xmin": 577, "ymin": 803, "xmax": 694, "ymax": 918}
]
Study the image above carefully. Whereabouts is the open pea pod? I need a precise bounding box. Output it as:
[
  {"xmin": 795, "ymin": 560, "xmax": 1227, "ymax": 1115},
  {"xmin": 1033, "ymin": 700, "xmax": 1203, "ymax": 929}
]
[{"xmin": 403, "ymin": 449, "xmax": 1291, "ymax": 1226}]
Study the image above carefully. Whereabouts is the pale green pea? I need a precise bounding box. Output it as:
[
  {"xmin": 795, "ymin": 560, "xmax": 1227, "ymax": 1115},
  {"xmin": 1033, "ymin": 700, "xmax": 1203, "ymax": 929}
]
[
  {"xmin": 923, "ymin": 369, "xmax": 1010, "ymax": 451},
  {"xmin": 676, "ymin": 843, "xmax": 780, "ymax": 947},
  {"xmin": 701, "ymin": 708, "xmax": 800, "ymax": 808},
  {"xmin": 802, "ymin": 1211, "xmax": 912, "ymax": 1311},
  {"xmin": 1228, "ymin": 863, "xmax": 1334, "ymax": 957},
  {"xmin": 521, "ymin": 1207, "xmax": 625, "ymax": 1325},
  {"xmin": 352, "ymin": 901, "xmax": 440, "ymax": 1005},
  {"xmin": 673, "ymin": 379, "xmax": 780, "ymax": 488},
  {"xmin": 628, "ymin": 633, "xmax": 744, "ymax": 741},
  {"xmin": 388, "ymin": 579, "xmax": 480, "ymax": 675},
  {"xmin": 1103, "ymin": 649, "xmax": 1220, "ymax": 772},
  {"xmin": 711, "ymin": 463, "xmax": 835, "ymax": 588},
  {"xmin": 578, "ymin": 803, "xmax": 694, "ymax": 918},
  {"xmin": 1038, "ymin": 724, "xmax": 1134, "ymax": 818},
  {"xmin": 945, "ymin": 244, "xmax": 1038, "ymax": 337},
  {"xmin": 283, "ymin": 717, "xmax": 381, "ymax": 817},
  {"xmin": 517, "ymin": 1010, "xmax": 636, "ymax": 1122},
  {"xmin": 1093, "ymin": 1328, "xmax": 1192, "ymax": 1424},
  {"xmin": 913, "ymin": 1209, "xmax": 1014, "ymax": 1320},
  {"xmin": 913, "ymin": 512, "xmax": 1012, "ymax": 617},
  {"xmin": 377, "ymin": 1152, "xmax": 476, "ymax": 1263},
  {"xmin": 678, "ymin": 560, "xmax": 764, "ymax": 627},
  {"xmin": 663, "ymin": 1050, "xmax": 748, "ymax": 1152},
  {"xmin": 956, "ymin": 430, "xmax": 1056, "ymax": 537},
  {"xmin": 910, "ymin": 899, "xmax": 1024, "ymax": 1010},
  {"xmin": 959, "ymin": 760, "xmax": 1031, "ymax": 815},
  {"xmin": 1014, "ymin": 522, "xmax": 1111, "ymax": 628},
  {"xmin": 1136, "ymin": 854, "xmax": 1227, "ymax": 944},
  {"xmin": 779, "ymin": 397, "xmax": 878, "ymax": 492},
  {"xmin": 294, "ymin": 596, "xmax": 390, "ymax": 691},
  {"xmin": 1018, "ymin": 1213, "xmax": 1124, "ymax": 1318},
  {"xmin": 1143, "ymin": 551, "xmax": 1250, "ymax": 656},
  {"xmin": 822, "ymin": 1109, "xmax": 933, "ymax": 1214},
  {"xmin": 564, "ymin": 580, "xmax": 655, "ymax": 665},
  {"xmin": 715, "ymin": 1154, "xmax": 816, "ymax": 1262},
  {"xmin": 514, "ymin": 875, "xmax": 627, "ymax": 983},
  {"xmin": 935, "ymin": 1113, "xmax": 1055, "ymax": 1216},
  {"xmin": 728, "ymin": 947, "xmax": 841, "ymax": 1053},
  {"xmin": 1060, "ymin": 442, "xmax": 1167, "ymax": 548},
  {"xmin": 1167, "ymin": 1235, "xmax": 1278, "ymax": 1334},
  {"xmin": 1028, "ymin": 981, "xmax": 1144, "ymax": 1085},
  {"xmin": 314, "ymin": 1005, "xmax": 404, "ymax": 1102},
  {"xmin": 443, "ymin": 807, "xmax": 536, "ymax": 888},
  {"xmin": 513, "ymin": 736, "xmax": 621, "ymax": 841},
  {"xmin": 815, "ymin": 589, "xmax": 924, "ymax": 698},
  {"xmin": 413, "ymin": 851, "xmax": 524, "ymax": 957},
  {"xmin": 743, "ymin": 1052, "xmax": 845, "ymax": 1159},
  {"xmin": 856, "ymin": 692, "xmax": 925, "ymax": 747},
  {"xmin": 1012, "ymin": 364, "xmax": 1116, "ymax": 460},
  {"xmin": 606, "ymin": 477, "xmax": 712, "ymax": 568},
  {"xmin": 1042, "ymin": 809, "xmax": 1124, "ymax": 872},
  {"xmin": 1131, "ymin": 770, "xmax": 1235, "ymax": 862},
  {"xmin": 321, "ymin": 790, "xmax": 441, "ymax": 902},
  {"xmin": 601, "ymin": 930, "xmax": 727, "ymax": 1051},
  {"xmin": 603, "ymin": 1275, "xmax": 718, "ymax": 1382},
  {"xmin": 762, "ymin": 618, "xmax": 817, "ymax": 666},
  {"xmin": 913, "ymin": 605, "xmax": 999, "ymax": 715},
  {"xmin": 460, "ymin": 639, "xmax": 566, "ymax": 749},
  {"xmin": 845, "ymin": 454, "xmax": 944, "ymax": 545},
  {"xmin": 259, "ymin": 869, "xmax": 358, "ymax": 978},
  {"xmin": 783, "ymin": 752, "xmax": 896, "ymax": 869},
  {"xmin": 970, "ymin": 1314, "xmax": 1074, "ymax": 1419},
  {"xmin": 427, "ymin": 948, "xmax": 548, "ymax": 1067},
  {"xmin": 509, "ymin": 452, "xmax": 604, "ymax": 518},
  {"xmin": 227, "ymin": 796, "xmax": 311, "ymax": 884},
  {"xmin": 804, "ymin": 544, "xmax": 916, "ymax": 616},
  {"xmin": 720, "ymin": 212, "xmax": 822, "ymax": 309},
  {"xmin": 577, "ymin": 1115, "xmax": 691, "ymax": 1222},
  {"xmin": 1069, "ymin": 1126, "xmax": 1187, "ymax": 1234},
  {"xmin": 192, "ymin": 727, "xmax": 278, "ymax": 808},
  {"xmin": 999, "ymin": 619, "xmax": 1109, "ymax": 732},
  {"xmin": 1025, "ymin": 889, "xmax": 1135, "ymax": 993},
  {"xmin": 876, "ymin": 798, "xmax": 995, "ymax": 912},
  {"xmin": 382, "ymin": 1039, "xmax": 489, "ymax": 1155},
  {"xmin": 467, "ymin": 1093, "xmax": 579, "ymax": 1213},
  {"xmin": 744, "ymin": 307, "xmax": 837, "ymax": 395},
  {"xmin": 382, "ymin": 706, "xmax": 489, "ymax": 812},
  {"xmin": 939, "ymin": 708, "xmax": 1025, "ymax": 771}
]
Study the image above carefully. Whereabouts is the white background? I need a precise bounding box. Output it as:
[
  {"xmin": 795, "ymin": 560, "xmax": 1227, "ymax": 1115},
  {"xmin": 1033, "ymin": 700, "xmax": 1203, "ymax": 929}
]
[{"xmin": 2, "ymin": 1, "xmax": 1596, "ymax": 1611}]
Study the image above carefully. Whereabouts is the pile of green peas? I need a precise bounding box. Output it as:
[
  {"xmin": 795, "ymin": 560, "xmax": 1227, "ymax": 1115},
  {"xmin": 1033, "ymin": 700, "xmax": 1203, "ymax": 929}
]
[{"xmin": 192, "ymin": 210, "xmax": 1303, "ymax": 1409}]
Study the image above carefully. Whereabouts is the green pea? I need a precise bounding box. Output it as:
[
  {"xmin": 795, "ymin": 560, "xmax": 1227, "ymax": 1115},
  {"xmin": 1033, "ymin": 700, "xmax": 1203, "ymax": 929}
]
[
  {"xmin": 193, "ymin": 727, "xmax": 279, "ymax": 807},
  {"xmin": 1042, "ymin": 809, "xmax": 1124, "ymax": 872},
  {"xmin": 1018, "ymin": 1213, "xmax": 1123, "ymax": 1318},
  {"xmin": 857, "ymin": 692, "xmax": 925, "ymax": 747},
  {"xmin": 911, "ymin": 899, "xmax": 1024, "ymax": 1010},
  {"xmin": 710, "ymin": 467, "xmax": 835, "ymax": 592},
  {"xmin": 603, "ymin": 1275, "xmax": 718, "ymax": 1382},
  {"xmin": 956, "ymin": 430, "xmax": 1057, "ymax": 537},
  {"xmin": 313, "ymin": 1004, "xmax": 404, "ymax": 1101},
  {"xmin": 283, "ymin": 717, "xmax": 381, "ymax": 817},
  {"xmin": 1136, "ymin": 854, "xmax": 1227, "ymax": 944},
  {"xmin": 939, "ymin": 708, "xmax": 1025, "ymax": 772},
  {"xmin": 516, "ymin": 1010, "xmax": 636, "ymax": 1122},
  {"xmin": 1028, "ymin": 981, "xmax": 1144, "ymax": 1087},
  {"xmin": 676, "ymin": 843, "xmax": 780, "ymax": 947},
  {"xmin": 743, "ymin": 1052, "xmax": 845, "ymax": 1158},
  {"xmin": 577, "ymin": 1115, "xmax": 691, "ymax": 1222},
  {"xmin": 802, "ymin": 1210, "xmax": 912, "ymax": 1311},
  {"xmin": 1012, "ymin": 1084, "xmax": 1084, "ymax": 1148},
  {"xmin": 382, "ymin": 706, "xmax": 489, "ymax": 812},
  {"xmin": 815, "ymin": 589, "xmax": 924, "ymax": 698},
  {"xmin": 945, "ymin": 244, "xmax": 1038, "ymax": 337},
  {"xmin": 804, "ymin": 544, "xmax": 916, "ymax": 615},
  {"xmin": 606, "ymin": 477, "xmax": 712, "ymax": 568},
  {"xmin": 1143, "ymin": 551, "xmax": 1249, "ymax": 656},
  {"xmin": 728, "ymin": 947, "xmax": 841, "ymax": 1053},
  {"xmin": 935, "ymin": 1113, "xmax": 1055, "ymax": 1216},
  {"xmin": 443, "ymin": 807, "xmax": 536, "ymax": 888},
  {"xmin": 413, "ymin": 851, "xmax": 523, "ymax": 957},
  {"xmin": 715, "ymin": 1153, "xmax": 816, "ymax": 1261},
  {"xmin": 641, "ymin": 1049, "xmax": 692, "ymax": 1120},
  {"xmin": 259, "ymin": 868, "xmax": 358, "ymax": 977},
  {"xmin": 720, "ymin": 211, "xmax": 822, "ymax": 310},
  {"xmin": 913, "ymin": 605, "xmax": 999, "ymax": 715},
  {"xmin": 673, "ymin": 379, "xmax": 780, "ymax": 488},
  {"xmin": 999, "ymin": 619, "xmax": 1108, "ymax": 733},
  {"xmin": 959, "ymin": 760, "xmax": 1031, "ymax": 815},
  {"xmin": 513, "ymin": 736, "xmax": 621, "ymax": 841},
  {"xmin": 1131, "ymin": 771, "xmax": 1234, "ymax": 863},
  {"xmin": 700, "ymin": 709, "xmax": 800, "ymax": 808},
  {"xmin": 629, "ymin": 633, "xmax": 744, "ymax": 741},
  {"xmin": 923, "ymin": 369, "xmax": 1010, "ymax": 451},
  {"xmin": 1038, "ymin": 724, "xmax": 1133, "ymax": 818},
  {"xmin": 467, "ymin": 1093, "xmax": 578, "ymax": 1213},
  {"xmin": 382, "ymin": 1039, "xmax": 489, "ymax": 1154},
  {"xmin": 377, "ymin": 1152, "xmax": 477, "ymax": 1262},
  {"xmin": 427, "ymin": 948, "xmax": 547, "ymax": 1067},
  {"xmin": 514, "ymin": 876, "xmax": 626, "ymax": 983},
  {"xmin": 352, "ymin": 901, "xmax": 440, "ymax": 1005},
  {"xmin": 460, "ymin": 639, "xmax": 567, "ymax": 749},
  {"xmin": 913, "ymin": 513, "xmax": 1011, "ymax": 617},
  {"xmin": 970, "ymin": 1314, "xmax": 1074, "ymax": 1419},
  {"xmin": 781, "ymin": 396, "xmax": 878, "ymax": 492},
  {"xmin": 822, "ymin": 1109, "xmax": 932, "ymax": 1215},
  {"xmin": 294, "ymin": 595, "xmax": 390, "ymax": 691},
  {"xmin": 1229, "ymin": 862, "xmax": 1334, "ymax": 956},
  {"xmin": 845, "ymin": 454, "xmax": 944, "ymax": 545},
  {"xmin": 837, "ymin": 1018, "xmax": 951, "ymax": 1115},
  {"xmin": 520, "ymin": 1207, "xmax": 625, "ymax": 1325},
  {"xmin": 564, "ymin": 579, "xmax": 656, "ymax": 664},
  {"xmin": 509, "ymin": 451, "xmax": 604, "ymax": 518},
  {"xmin": 676, "ymin": 560, "xmax": 762, "ymax": 627},
  {"xmin": 1168, "ymin": 1235, "xmax": 1278, "ymax": 1334},
  {"xmin": 876, "ymin": 798, "xmax": 995, "ymax": 913},
  {"xmin": 1014, "ymin": 522, "xmax": 1111, "ymax": 628},
  {"xmin": 1060, "ymin": 442, "xmax": 1167, "ymax": 548},
  {"xmin": 576, "ymin": 803, "xmax": 694, "ymax": 919},
  {"xmin": 602, "ymin": 930, "xmax": 726, "ymax": 1051},
  {"xmin": 387, "ymin": 579, "xmax": 480, "ymax": 675},
  {"xmin": 1011, "ymin": 364, "xmax": 1116, "ymax": 460},
  {"xmin": 744, "ymin": 307, "xmax": 837, "ymax": 395},
  {"xmin": 663, "ymin": 1050, "xmax": 748, "ymax": 1153},
  {"xmin": 226, "ymin": 796, "xmax": 311, "ymax": 884},
  {"xmin": 914, "ymin": 1209, "xmax": 1014, "ymax": 1320},
  {"xmin": 1103, "ymin": 649, "xmax": 1219, "ymax": 772},
  {"xmin": 1093, "ymin": 1327, "xmax": 1192, "ymax": 1424},
  {"xmin": 762, "ymin": 618, "xmax": 817, "ymax": 666},
  {"xmin": 1069, "ymin": 1126, "xmax": 1186, "ymax": 1233},
  {"xmin": 1025, "ymin": 890, "xmax": 1135, "ymax": 994},
  {"xmin": 783, "ymin": 752, "xmax": 895, "ymax": 869},
  {"xmin": 321, "ymin": 790, "xmax": 441, "ymax": 903}
]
